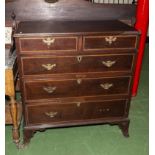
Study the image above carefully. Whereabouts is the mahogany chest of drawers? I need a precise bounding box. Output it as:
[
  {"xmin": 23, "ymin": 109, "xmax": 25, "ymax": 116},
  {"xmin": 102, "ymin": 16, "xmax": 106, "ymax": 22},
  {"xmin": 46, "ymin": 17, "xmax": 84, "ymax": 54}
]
[{"xmin": 14, "ymin": 20, "xmax": 139, "ymax": 144}]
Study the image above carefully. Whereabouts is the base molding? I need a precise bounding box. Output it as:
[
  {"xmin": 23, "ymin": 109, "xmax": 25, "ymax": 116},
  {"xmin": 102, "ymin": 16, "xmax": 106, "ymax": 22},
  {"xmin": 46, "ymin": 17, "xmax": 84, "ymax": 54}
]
[{"xmin": 23, "ymin": 119, "xmax": 130, "ymax": 146}]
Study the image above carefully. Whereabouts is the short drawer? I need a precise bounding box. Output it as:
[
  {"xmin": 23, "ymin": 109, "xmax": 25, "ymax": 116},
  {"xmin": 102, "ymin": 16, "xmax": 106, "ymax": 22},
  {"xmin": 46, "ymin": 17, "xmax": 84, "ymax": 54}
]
[
  {"xmin": 21, "ymin": 54, "xmax": 135, "ymax": 76},
  {"xmin": 83, "ymin": 35, "xmax": 137, "ymax": 51},
  {"xmin": 24, "ymin": 76, "xmax": 131, "ymax": 101},
  {"xmin": 19, "ymin": 37, "xmax": 77, "ymax": 52},
  {"xmin": 26, "ymin": 99, "xmax": 127, "ymax": 125}
]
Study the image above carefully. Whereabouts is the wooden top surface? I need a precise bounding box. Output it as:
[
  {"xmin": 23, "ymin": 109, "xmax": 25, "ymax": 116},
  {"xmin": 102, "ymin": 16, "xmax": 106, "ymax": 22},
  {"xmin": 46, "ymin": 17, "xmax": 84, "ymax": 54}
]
[
  {"xmin": 6, "ymin": 0, "xmax": 136, "ymax": 21},
  {"xmin": 14, "ymin": 20, "xmax": 138, "ymax": 37}
]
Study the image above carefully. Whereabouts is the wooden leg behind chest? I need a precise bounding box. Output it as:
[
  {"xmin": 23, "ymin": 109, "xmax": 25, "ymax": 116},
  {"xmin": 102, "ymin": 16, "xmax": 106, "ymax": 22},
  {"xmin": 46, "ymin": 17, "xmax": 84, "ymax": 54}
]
[{"xmin": 9, "ymin": 96, "xmax": 20, "ymax": 146}]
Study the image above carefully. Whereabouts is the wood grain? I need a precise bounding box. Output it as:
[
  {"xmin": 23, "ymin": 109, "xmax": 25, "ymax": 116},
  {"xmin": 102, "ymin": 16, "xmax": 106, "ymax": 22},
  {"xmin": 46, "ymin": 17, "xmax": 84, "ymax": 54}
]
[
  {"xmin": 14, "ymin": 20, "xmax": 139, "ymax": 144},
  {"xmin": 6, "ymin": 0, "xmax": 136, "ymax": 21}
]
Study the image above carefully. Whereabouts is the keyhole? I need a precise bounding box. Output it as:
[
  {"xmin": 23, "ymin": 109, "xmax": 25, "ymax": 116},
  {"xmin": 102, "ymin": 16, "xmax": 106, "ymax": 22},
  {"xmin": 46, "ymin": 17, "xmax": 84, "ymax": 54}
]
[{"xmin": 77, "ymin": 56, "xmax": 82, "ymax": 63}]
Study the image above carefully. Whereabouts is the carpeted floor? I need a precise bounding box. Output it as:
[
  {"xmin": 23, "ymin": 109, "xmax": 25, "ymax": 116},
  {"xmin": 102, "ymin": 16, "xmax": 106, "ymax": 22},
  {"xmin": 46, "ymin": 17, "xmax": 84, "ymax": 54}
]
[{"xmin": 5, "ymin": 44, "xmax": 149, "ymax": 155}]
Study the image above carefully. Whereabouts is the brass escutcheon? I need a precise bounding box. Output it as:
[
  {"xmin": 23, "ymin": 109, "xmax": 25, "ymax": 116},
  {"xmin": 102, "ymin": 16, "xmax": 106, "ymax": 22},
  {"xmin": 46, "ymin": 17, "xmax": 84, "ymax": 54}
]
[
  {"xmin": 77, "ymin": 56, "xmax": 83, "ymax": 63},
  {"xmin": 77, "ymin": 79, "xmax": 82, "ymax": 84},
  {"xmin": 76, "ymin": 102, "xmax": 81, "ymax": 107}
]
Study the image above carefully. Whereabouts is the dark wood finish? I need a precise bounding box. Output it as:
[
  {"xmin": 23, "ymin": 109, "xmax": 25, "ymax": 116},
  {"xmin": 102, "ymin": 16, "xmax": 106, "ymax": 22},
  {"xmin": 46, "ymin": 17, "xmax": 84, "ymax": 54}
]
[
  {"xmin": 83, "ymin": 35, "xmax": 137, "ymax": 50},
  {"xmin": 18, "ymin": 37, "xmax": 77, "ymax": 52},
  {"xmin": 23, "ymin": 129, "xmax": 35, "ymax": 145},
  {"xmin": 14, "ymin": 20, "xmax": 138, "ymax": 36},
  {"xmin": 23, "ymin": 76, "xmax": 131, "ymax": 101},
  {"xmin": 21, "ymin": 54, "xmax": 135, "ymax": 76},
  {"xmin": 14, "ymin": 20, "xmax": 139, "ymax": 145},
  {"xmin": 5, "ymin": 0, "xmax": 136, "ymax": 21},
  {"xmin": 26, "ymin": 99, "xmax": 127, "ymax": 125},
  {"xmin": 118, "ymin": 120, "xmax": 130, "ymax": 137}
]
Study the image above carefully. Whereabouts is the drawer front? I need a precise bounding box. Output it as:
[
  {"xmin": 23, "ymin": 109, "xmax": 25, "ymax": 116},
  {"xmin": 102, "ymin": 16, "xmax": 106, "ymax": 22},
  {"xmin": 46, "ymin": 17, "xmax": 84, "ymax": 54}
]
[
  {"xmin": 19, "ymin": 37, "xmax": 77, "ymax": 52},
  {"xmin": 26, "ymin": 102, "xmax": 85, "ymax": 125},
  {"xmin": 83, "ymin": 35, "xmax": 137, "ymax": 51},
  {"xmin": 26, "ymin": 99, "xmax": 127, "ymax": 125},
  {"xmin": 24, "ymin": 76, "xmax": 131, "ymax": 101},
  {"xmin": 21, "ymin": 54, "xmax": 135, "ymax": 76}
]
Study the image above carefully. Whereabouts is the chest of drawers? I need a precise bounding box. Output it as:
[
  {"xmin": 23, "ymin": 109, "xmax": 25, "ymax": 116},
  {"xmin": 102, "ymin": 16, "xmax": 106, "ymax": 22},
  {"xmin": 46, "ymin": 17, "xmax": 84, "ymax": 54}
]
[{"xmin": 14, "ymin": 20, "xmax": 139, "ymax": 145}]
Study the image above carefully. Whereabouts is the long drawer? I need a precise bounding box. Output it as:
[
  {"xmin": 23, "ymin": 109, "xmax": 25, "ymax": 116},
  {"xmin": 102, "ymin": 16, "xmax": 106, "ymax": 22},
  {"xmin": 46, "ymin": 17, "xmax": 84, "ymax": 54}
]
[
  {"xmin": 83, "ymin": 35, "xmax": 137, "ymax": 51},
  {"xmin": 21, "ymin": 54, "xmax": 135, "ymax": 76},
  {"xmin": 19, "ymin": 37, "xmax": 78, "ymax": 52},
  {"xmin": 23, "ymin": 76, "xmax": 131, "ymax": 101},
  {"xmin": 26, "ymin": 99, "xmax": 127, "ymax": 125}
]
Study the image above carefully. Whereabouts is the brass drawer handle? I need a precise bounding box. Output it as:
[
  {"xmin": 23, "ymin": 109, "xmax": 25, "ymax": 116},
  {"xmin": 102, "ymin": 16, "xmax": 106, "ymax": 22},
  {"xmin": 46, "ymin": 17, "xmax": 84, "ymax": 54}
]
[
  {"xmin": 102, "ymin": 60, "xmax": 116, "ymax": 68},
  {"xmin": 45, "ymin": 112, "xmax": 57, "ymax": 118},
  {"xmin": 43, "ymin": 86, "xmax": 57, "ymax": 93},
  {"xmin": 105, "ymin": 36, "xmax": 117, "ymax": 45},
  {"xmin": 42, "ymin": 64, "xmax": 56, "ymax": 70},
  {"xmin": 43, "ymin": 37, "xmax": 55, "ymax": 46},
  {"xmin": 100, "ymin": 83, "xmax": 113, "ymax": 90}
]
